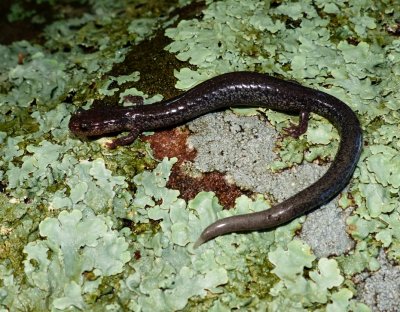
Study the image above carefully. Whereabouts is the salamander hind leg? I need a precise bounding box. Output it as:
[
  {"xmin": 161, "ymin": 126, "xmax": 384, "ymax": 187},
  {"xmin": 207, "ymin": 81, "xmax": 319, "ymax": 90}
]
[{"xmin": 283, "ymin": 111, "xmax": 310, "ymax": 138}]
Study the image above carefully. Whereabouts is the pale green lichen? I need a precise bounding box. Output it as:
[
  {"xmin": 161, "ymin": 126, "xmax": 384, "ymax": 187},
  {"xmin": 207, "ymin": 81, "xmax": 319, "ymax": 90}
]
[
  {"xmin": 366, "ymin": 145, "xmax": 400, "ymax": 189},
  {"xmin": 50, "ymin": 158, "xmax": 131, "ymax": 217},
  {"xmin": 7, "ymin": 3, "xmax": 35, "ymax": 23},
  {"xmin": 128, "ymin": 17, "xmax": 161, "ymax": 43},
  {"xmin": 268, "ymin": 241, "xmax": 353, "ymax": 309},
  {"xmin": 98, "ymin": 71, "xmax": 141, "ymax": 96},
  {"xmin": 3, "ymin": 49, "xmax": 71, "ymax": 108},
  {"xmin": 18, "ymin": 209, "xmax": 130, "ymax": 310}
]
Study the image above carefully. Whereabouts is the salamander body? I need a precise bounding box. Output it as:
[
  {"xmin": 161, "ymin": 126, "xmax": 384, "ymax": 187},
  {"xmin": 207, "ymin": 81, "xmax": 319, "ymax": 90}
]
[{"xmin": 69, "ymin": 72, "xmax": 362, "ymax": 247}]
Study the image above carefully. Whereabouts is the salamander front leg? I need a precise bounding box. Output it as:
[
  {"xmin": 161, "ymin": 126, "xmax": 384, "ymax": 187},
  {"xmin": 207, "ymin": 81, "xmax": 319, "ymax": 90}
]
[
  {"xmin": 107, "ymin": 128, "xmax": 141, "ymax": 148},
  {"xmin": 283, "ymin": 111, "xmax": 310, "ymax": 138}
]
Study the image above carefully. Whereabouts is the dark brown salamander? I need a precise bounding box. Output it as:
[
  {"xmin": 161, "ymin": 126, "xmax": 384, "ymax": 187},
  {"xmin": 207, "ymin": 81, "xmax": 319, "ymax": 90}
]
[{"xmin": 69, "ymin": 72, "xmax": 362, "ymax": 247}]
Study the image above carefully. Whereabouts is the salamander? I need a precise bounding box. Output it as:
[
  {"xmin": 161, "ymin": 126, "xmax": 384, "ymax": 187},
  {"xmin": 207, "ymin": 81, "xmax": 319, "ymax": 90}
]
[{"xmin": 69, "ymin": 72, "xmax": 362, "ymax": 247}]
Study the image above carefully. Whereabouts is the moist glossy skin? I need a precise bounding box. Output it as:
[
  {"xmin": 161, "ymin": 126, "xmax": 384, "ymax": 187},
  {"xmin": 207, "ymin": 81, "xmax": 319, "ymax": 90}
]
[{"xmin": 69, "ymin": 72, "xmax": 362, "ymax": 247}]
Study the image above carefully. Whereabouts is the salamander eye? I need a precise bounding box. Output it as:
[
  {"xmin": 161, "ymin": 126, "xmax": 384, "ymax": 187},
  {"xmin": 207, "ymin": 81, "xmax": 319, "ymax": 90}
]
[
  {"xmin": 79, "ymin": 122, "xmax": 90, "ymax": 132},
  {"xmin": 76, "ymin": 108, "xmax": 84, "ymax": 115}
]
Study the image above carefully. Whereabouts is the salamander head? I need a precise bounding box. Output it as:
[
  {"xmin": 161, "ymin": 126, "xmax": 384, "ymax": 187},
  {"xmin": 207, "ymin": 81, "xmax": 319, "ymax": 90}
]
[{"xmin": 68, "ymin": 107, "xmax": 129, "ymax": 137}]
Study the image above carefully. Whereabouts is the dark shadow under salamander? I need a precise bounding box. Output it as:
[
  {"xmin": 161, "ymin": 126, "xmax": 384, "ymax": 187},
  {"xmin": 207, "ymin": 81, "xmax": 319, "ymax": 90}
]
[{"xmin": 69, "ymin": 72, "xmax": 363, "ymax": 247}]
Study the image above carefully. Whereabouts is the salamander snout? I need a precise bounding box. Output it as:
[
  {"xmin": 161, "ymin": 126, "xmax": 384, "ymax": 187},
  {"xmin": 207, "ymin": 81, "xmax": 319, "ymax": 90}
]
[{"xmin": 69, "ymin": 113, "xmax": 88, "ymax": 136}]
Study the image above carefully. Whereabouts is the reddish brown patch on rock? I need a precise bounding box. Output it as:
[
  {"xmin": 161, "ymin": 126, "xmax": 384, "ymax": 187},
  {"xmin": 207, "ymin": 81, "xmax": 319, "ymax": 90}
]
[
  {"xmin": 143, "ymin": 127, "xmax": 251, "ymax": 209},
  {"xmin": 142, "ymin": 127, "xmax": 196, "ymax": 164},
  {"xmin": 167, "ymin": 169, "xmax": 247, "ymax": 209}
]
